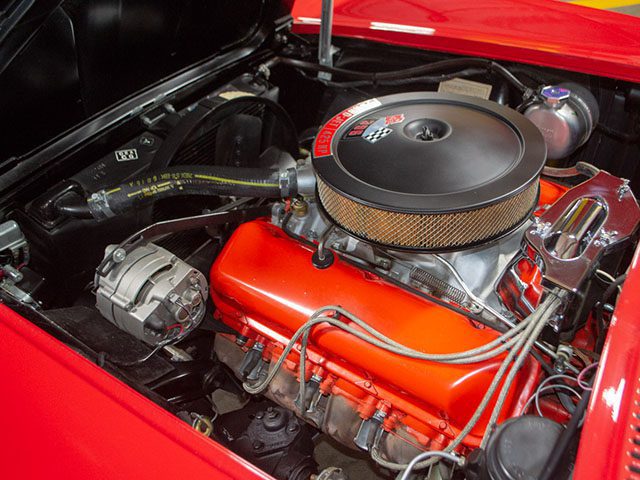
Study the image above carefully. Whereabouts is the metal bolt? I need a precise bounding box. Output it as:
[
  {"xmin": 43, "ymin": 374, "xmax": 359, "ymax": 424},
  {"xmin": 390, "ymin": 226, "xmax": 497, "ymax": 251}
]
[
  {"xmin": 553, "ymin": 344, "xmax": 573, "ymax": 373},
  {"xmin": 255, "ymin": 411, "xmax": 264, "ymax": 420},
  {"xmin": 594, "ymin": 228, "xmax": 619, "ymax": 247},
  {"xmin": 376, "ymin": 258, "xmax": 392, "ymax": 270},
  {"xmin": 418, "ymin": 125, "xmax": 435, "ymax": 141},
  {"xmin": 267, "ymin": 411, "xmax": 278, "ymax": 420},
  {"xmin": 287, "ymin": 424, "xmax": 298, "ymax": 433},
  {"xmin": 618, "ymin": 179, "xmax": 631, "ymax": 201},
  {"xmin": 364, "ymin": 381, "xmax": 372, "ymax": 388},
  {"xmin": 112, "ymin": 248, "xmax": 127, "ymax": 263},
  {"xmin": 252, "ymin": 441, "xmax": 264, "ymax": 450},
  {"xmin": 439, "ymin": 421, "xmax": 448, "ymax": 430},
  {"xmin": 139, "ymin": 135, "xmax": 155, "ymax": 146},
  {"xmin": 470, "ymin": 303, "xmax": 483, "ymax": 314},
  {"xmin": 554, "ymin": 358, "xmax": 566, "ymax": 373}
]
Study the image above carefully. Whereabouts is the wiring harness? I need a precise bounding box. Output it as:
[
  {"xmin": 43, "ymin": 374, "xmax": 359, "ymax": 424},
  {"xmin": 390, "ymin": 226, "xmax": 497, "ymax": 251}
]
[{"xmin": 241, "ymin": 292, "xmax": 566, "ymax": 474}]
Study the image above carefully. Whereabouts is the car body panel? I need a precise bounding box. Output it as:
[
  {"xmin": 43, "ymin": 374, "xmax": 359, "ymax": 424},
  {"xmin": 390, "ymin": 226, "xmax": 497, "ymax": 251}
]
[
  {"xmin": 0, "ymin": 304, "xmax": 272, "ymax": 480},
  {"xmin": 292, "ymin": 0, "xmax": 640, "ymax": 83},
  {"xmin": 573, "ymin": 245, "xmax": 640, "ymax": 479}
]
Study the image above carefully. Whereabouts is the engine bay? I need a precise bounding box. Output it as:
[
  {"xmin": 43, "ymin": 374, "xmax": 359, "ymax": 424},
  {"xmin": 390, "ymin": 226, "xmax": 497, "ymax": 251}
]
[{"xmin": 1, "ymin": 34, "xmax": 640, "ymax": 480}]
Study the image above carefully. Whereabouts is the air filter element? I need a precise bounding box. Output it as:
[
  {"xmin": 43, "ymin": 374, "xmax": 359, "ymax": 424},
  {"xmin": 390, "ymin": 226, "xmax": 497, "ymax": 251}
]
[{"xmin": 312, "ymin": 93, "xmax": 546, "ymax": 251}]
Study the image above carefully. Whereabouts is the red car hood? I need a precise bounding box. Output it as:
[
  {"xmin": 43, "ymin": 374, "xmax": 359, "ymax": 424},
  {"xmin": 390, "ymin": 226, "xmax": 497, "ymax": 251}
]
[{"xmin": 292, "ymin": 0, "xmax": 640, "ymax": 83}]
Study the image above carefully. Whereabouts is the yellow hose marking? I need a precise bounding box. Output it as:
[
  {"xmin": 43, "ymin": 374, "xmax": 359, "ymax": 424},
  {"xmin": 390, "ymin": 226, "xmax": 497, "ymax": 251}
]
[
  {"xmin": 119, "ymin": 175, "xmax": 278, "ymax": 198},
  {"xmin": 193, "ymin": 174, "xmax": 279, "ymax": 188}
]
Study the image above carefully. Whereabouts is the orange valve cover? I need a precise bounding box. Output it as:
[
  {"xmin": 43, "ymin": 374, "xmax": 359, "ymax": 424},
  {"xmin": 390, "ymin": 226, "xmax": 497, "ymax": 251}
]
[{"xmin": 210, "ymin": 219, "xmax": 538, "ymax": 448}]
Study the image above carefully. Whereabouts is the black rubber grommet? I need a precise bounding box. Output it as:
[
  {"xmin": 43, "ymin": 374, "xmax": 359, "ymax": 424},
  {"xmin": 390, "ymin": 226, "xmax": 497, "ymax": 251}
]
[{"xmin": 312, "ymin": 250, "xmax": 335, "ymax": 269}]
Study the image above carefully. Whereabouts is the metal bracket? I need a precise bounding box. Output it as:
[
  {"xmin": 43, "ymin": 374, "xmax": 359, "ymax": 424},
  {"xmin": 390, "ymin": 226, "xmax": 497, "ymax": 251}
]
[
  {"xmin": 526, "ymin": 170, "xmax": 640, "ymax": 293},
  {"xmin": 318, "ymin": 0, "xmax": 334, "ymax": 80},
  {"xmin": 96, "ymin": 202, "xmax": 271, "ymax": 277}
]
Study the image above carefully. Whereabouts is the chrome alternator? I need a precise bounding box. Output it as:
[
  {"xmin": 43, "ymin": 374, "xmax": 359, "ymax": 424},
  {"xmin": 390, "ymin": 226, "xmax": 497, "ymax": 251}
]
[{"xmin": 95, "ymin": 243, "xmax": 208, "ymax": 345}]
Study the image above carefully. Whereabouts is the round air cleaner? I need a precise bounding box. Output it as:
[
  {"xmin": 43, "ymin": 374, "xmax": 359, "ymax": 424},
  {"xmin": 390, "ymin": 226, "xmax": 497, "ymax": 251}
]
[{"xmin": 312, "ymin": 92, "xmax": 546, "ymax": 250}]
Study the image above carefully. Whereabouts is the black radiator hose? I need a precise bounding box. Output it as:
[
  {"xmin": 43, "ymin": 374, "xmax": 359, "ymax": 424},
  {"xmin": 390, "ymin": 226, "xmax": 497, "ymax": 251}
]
[{"xmin": 57, "ymin": 165, "xmax": 294, "ymax": 220}]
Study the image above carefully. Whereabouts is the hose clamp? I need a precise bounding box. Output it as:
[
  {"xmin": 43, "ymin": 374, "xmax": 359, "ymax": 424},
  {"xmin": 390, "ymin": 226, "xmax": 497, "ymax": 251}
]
[
  {"xmin": 279, "ymin": 168, "xmax": 297, "ymax": 197},
  {"xmin": 87, "ymin": 190, "xmax": 115, "ymax": 220}
]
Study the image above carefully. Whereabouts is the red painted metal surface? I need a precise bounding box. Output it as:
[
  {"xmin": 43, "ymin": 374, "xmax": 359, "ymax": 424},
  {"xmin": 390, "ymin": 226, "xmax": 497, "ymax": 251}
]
[
  {"xmin": 210, "ymin": 219, "xmax": 539, "ymax": 449},
  {"xmin": 539, "ymin": 178, "xmax": 569, "ymax": 208},
  {"xmin": 292, "ymin": 0, "xmax": 640, "ymax": 83},
  {"xmin": 0, "ymin": 304, "xmax": 272, "ymax": 480},
  {"xmin": 574, "ymin": 244, "xmax": 640, "ymax": 480}
]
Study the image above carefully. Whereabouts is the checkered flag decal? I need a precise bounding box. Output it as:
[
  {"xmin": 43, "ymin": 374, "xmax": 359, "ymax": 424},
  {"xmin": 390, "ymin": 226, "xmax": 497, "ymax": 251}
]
[{"xmin": 363, "ymin": 127, "xmax": 392, "ymax": 144}]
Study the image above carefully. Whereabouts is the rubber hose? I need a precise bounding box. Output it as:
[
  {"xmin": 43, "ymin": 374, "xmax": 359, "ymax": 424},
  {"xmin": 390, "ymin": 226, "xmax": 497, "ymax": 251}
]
[
  {"xmin": 595, "ymin": 274, "xmax": 626, "ymax": 352},
  {"xmin": 313, "ymin": 68, "xmax": 487, "ymax": 89},
  {"xmin": 55, "ymin": 195, "xmax": 93, "ymax": 219},
  {"xmin": 277, "ymin": 57, "xmax": 529, "ymax": 93},
  {"xmin": 86, "ymin": 165, "xmax": 284, "ymax": 219},
  {"xmin": 538, "ymin": 381, "xmax": 592, "ymax": 480}
]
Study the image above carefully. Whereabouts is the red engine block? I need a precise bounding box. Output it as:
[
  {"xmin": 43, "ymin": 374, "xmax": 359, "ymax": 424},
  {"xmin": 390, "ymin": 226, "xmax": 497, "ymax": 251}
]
[{"xmin": 210, "ymin": 219, "xmax": 542, "ymax": 454}]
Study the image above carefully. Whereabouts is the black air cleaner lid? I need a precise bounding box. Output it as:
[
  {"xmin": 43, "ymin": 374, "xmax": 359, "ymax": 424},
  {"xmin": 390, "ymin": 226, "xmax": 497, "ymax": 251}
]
[{"xmin": 312, "ymin": 93, "xmax": 546, "ymax": 214}]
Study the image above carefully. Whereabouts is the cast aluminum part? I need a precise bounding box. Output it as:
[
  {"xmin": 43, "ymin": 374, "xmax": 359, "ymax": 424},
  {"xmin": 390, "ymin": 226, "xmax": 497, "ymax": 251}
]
[
  {"xmin": 274, "ymin": 201, "xmax": 523, "ymax": 326},
  {"xmin": 95, "ymin": 243, "xmax": 208, "ymax": 346},
  {"xmin": 294, "ymin": 161, "xmax": 317, "ymax": 198},
  {"xmin": 524, "ymin": 84, "xmax": 599, "ymax": 160}
]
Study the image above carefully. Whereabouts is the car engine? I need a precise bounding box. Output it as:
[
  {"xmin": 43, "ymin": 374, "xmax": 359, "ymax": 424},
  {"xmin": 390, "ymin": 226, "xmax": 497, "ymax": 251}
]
[
  {"xmin": 2, "ymin": 37, "xmax": 640, "ymax": 480},
  {"xmin": 212, "ymin": 91, "xmax": 548, "ymax": 455}
]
